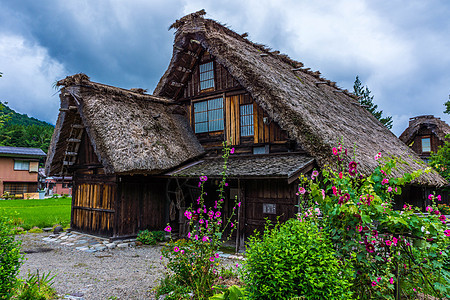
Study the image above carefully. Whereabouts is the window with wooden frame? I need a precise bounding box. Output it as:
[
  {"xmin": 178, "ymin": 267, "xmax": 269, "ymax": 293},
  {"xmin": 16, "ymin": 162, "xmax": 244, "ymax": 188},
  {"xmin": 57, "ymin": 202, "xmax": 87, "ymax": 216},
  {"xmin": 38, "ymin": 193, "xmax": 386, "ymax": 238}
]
[
  {"xmin": 240, "ymin": 104, "xmax": 254, "ymax": 136},
  {"xmin": 194, "ymin": 98, "xmax": 224, "ymax": 133},
  {"xmin": 14, "ymin": 160, "xmax": 29, "ymax": 171},
  {"xmin": 421, "ymin": 137, "xmax": 431, "ymax": 153},
  {"xmin": 199, "ymin": 61, "xmax": 215, "ymax": 91}
]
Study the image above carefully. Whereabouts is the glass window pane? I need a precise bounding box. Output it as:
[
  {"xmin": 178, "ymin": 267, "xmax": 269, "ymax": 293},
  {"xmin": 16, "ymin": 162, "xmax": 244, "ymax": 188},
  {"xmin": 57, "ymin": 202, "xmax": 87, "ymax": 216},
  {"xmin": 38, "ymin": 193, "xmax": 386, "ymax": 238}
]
[{"xmin": 422, "ymin": 138, "xmax": 431, "ymax": 152}]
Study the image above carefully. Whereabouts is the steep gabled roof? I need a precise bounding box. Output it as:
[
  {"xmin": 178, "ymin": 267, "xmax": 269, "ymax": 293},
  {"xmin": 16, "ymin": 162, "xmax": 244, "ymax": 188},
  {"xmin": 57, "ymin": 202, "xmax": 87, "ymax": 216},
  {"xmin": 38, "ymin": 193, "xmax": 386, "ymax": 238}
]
[
  {"xmin": 0, "ymin": 146, "xmax": 46, "ymax": 158},
  {"xmin": 45, "ymin": 74, "xmax": 204, "ymax": 176},
  {"xmin": 154, "ymin": 11, "xmax": 446, "ymax": 186},
  {"xmin": 399, "ymin": 115, "xmax": 450, "ymax": 146}
]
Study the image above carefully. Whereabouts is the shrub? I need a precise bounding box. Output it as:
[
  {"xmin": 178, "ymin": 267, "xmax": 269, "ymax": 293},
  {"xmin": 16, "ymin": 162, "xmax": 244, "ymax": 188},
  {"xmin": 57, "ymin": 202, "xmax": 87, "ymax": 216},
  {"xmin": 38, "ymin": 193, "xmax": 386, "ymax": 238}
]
[
  {"xmin": 152, "ymin": 230, "xmax": 165, "ymax": 242},
  {"xmin": 0, "ymin": 213, "xmax": 24, "ymax": 300},
  {"xmin": 14, "ymin": 271, "xmax": 56, "ymax": 300},
  {"xmin": 28, "ymin": 227, "xmax": 43, "ymax": 234},
  {"xmin": 243, "ymin": 218, "xmax": 353, "ymax": 300},
  {"xmin": 136, "ymin": 229, "xmax": 156, "ymax": 245}
]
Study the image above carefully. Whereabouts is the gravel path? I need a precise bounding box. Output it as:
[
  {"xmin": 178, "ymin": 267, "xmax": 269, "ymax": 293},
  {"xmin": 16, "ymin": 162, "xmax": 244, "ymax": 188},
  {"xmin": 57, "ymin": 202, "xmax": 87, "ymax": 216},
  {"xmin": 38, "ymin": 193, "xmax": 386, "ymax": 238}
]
[{"xmin": 18, "ymin": 233, "xmax": 165, "ymax": 300}]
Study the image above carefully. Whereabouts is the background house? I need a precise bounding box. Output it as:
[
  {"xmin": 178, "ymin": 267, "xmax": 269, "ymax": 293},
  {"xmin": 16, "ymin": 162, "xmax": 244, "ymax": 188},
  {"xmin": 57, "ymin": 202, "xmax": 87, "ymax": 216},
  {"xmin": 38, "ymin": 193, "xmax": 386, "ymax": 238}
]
[
  {"xmin": 46, "ymin": 12, "xmax": 446, "ymax": 242},
  {"xmin": 44, "ymin": 176, "xmax": 73, "ymax": 196},
  {"xmin": 399, "ymin": 115, "xmax": 450, "ymax": 162},
  {"xmin": 0, "ymin": 146, "xmax": 46, "ymax": 197}
]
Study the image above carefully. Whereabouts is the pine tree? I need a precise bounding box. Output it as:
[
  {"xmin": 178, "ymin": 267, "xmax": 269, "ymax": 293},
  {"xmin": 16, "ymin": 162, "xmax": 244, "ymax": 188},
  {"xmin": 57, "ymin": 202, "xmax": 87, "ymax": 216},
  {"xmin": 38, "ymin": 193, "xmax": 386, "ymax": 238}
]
[{"xmin": 353, "ymin": 76, "xmax": 393, "ymax": 130}]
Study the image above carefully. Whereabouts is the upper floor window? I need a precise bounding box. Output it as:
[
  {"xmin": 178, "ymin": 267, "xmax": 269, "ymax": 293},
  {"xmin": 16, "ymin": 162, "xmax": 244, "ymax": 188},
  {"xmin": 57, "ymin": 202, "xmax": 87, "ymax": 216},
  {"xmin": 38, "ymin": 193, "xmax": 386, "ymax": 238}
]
[
  {"xmin": 240, "ymin": 104, "xmax": 254, "ymax": 136},
  {"xmin": 422, "ymin": 137, "xmax": 431, "ymax": 153},
  {"xmin": 194, "ymin": 98, "xmax": 224, "ymax": 133},
  {"xmin": 14, "ymin": 160, "xmax": 29, "ymax": 171},
  {"xmin": 199, "ymin": 62, "xmax": 215, "ymax": 91}
]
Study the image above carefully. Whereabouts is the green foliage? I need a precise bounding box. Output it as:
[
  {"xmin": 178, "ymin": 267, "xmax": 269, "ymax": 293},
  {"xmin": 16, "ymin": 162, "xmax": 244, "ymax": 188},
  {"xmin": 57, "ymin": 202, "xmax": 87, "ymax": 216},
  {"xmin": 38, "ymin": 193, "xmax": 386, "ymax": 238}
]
[
  {"xmin": 156, "ymin": 275, "xmax": 193, "ymax": 300},
  {"xmin": 0, "ymin": 103, "xmax": 54, "ymax": 152},
  {"xmin": 27, "ymin": 227, "xmax": 43, "ymax": 234},
  {"xmin": 429, "ymin": 138, "xmax": 450, "ymax": 186},
  {"xmin": 243, "ymin": 219, "xmax": 353, "ymax": 300},
  {"xmin": 136, "ymin": 229, "xmax": 156, "ymax": 245},
  {"xmin": 159, "ymin": 142, "xmax": 238, "ymax": 300},
  {"xmin": 210, "ymin": 285, "xmax": 246, "ymax": 300},
  {"xmin": 0, "ymin": 213, "xmax": 24, "ymax": 300},
  {"xmin": 300, "ymin": 143, "xmax": 450, "ymax": 299},
  {"xmin": 0, "ymin": 197, "xmax": 71, "ymax": 230},
  {"xmin": 152, "ymin": 230, "xmax": 166, "ymax": 242},
  {"xmin": 14, "ymin": 271, "xmax": 56, "ymax": 300},
  {"xmin": 353, "ymin": 76, "xmax": 393, "ymax": 130}
]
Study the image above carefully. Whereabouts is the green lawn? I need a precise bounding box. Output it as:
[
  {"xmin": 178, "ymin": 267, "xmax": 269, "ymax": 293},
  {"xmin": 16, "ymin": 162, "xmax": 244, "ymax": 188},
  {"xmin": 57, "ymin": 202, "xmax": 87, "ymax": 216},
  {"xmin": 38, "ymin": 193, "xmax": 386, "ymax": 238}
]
[{"xmin": 0, "ymin": 197, "xmax": 71, "ymax": 230}]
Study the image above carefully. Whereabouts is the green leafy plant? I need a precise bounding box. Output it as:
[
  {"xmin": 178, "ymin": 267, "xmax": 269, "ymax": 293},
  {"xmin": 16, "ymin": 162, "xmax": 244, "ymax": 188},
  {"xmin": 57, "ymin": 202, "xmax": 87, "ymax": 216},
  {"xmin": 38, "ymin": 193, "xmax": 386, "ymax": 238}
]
[
  {"xmin": 210, "ymin": 285, "xmax": 245, "ymax": 300},
  {"xmin": 299, "ymin": 143, "xmax": 450, "ymax": 299},
  {"xmin": 243, "ymin": 218, "xmax": 353, "ymax": 300},
  {"xmin": 27, "ymin": 226, "xmax": 43, "ymax": 233},
  {"xmin": 159, "ymin": 142, "xmax": 239, "ymax": 300},
  {"xmin": 14, "ymin": 270, "xmax": 56, "ymax": 300},
  {"xmin": 0, "ymin": 213, "xmax": 24, "ymax": 300},
  {"xmin": 152, "ymin": 230, "xmax": 166, "ymax": 242},
  {"xmin": 136, "ymin": 229, "xmax": 156, "ymax": 245}
]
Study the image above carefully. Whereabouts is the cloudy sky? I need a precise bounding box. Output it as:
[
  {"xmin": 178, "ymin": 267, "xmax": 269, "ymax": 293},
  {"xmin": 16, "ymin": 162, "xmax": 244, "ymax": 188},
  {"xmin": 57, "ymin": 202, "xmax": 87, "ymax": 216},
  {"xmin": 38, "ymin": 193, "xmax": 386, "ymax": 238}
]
[{"xmin": 0, "ymin": 0, "xmax": 449, "ymax": 136}]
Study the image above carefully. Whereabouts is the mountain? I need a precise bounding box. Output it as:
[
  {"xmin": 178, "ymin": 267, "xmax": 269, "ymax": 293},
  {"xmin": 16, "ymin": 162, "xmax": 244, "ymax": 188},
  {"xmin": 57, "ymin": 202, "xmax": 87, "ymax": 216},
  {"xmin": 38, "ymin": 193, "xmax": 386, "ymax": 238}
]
[{"xmin": 0, "ymin": 102, "xmax": 54, "ymax": 152}]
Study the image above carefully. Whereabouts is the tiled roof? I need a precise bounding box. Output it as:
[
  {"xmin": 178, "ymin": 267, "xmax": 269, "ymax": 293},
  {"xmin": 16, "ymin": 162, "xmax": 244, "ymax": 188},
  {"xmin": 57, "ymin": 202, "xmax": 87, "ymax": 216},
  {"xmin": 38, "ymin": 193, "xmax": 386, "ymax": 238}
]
[
  {"xmin": 0, "ymin": 146, "xmax": 46, "ymax": 157},
  {"xmin": 167, "ymin": 154, "xmax": 314, "ymax": 181}
]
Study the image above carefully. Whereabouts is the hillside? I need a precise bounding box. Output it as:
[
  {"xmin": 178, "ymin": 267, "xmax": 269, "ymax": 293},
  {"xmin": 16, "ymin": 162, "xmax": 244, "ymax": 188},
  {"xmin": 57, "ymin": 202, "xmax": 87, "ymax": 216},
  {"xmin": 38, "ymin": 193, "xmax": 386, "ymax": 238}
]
[{"xmin": 0, "ymin": 102, "xmax": 54, "ymax": 152}]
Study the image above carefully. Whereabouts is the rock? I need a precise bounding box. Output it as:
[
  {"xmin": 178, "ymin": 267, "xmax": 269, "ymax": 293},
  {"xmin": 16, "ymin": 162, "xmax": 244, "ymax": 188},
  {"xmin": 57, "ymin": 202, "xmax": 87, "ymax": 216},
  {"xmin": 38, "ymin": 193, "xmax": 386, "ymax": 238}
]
[
  {"xmin": 53, "ymin": 226, "xmax": 63, "ymax": 234},
  {"xmin": 106, "ymin": 243, "xmax": 116, "ymax": 249},
  {"xmin": 43, "ymin": 227, "xmax": 53, "ymax": 232},
  {"xmin": 102, "ymin": 241, "xmax": 109, "ymax": 245},
  {"xmin": 94, "ymin": 246, "xmax": 106, "ymax": 251},
  {"xmin": 75, "ymin": 246, "xmax": 89, "ymax": 251},
  {"xmin": 128, "ymin": 242, "xmax": 136, "ymax": 247},
  {"xmin": 117, "ymin": 243, "xmax": 129, "ymax": 248},
  {"xmin": 75, "ymin": 240, "xmax": 88, "ymax": 245}
]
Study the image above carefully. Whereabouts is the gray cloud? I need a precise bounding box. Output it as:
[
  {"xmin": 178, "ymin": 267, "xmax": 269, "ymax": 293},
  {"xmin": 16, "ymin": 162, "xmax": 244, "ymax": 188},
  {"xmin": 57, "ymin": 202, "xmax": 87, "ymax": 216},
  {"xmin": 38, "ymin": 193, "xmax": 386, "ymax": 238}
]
[{"xmin": 0, "ymin": 0, "xmax": 449, "ymax": 136}]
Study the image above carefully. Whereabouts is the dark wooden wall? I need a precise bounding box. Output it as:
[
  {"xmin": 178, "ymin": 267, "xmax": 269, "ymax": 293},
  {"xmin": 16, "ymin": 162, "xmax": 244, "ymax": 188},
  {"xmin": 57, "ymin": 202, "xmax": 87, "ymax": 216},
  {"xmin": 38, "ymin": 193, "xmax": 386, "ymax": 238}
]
[
  {"xmin": 410, "ymin": 127, "xmax": 443, "ymax": 157},
  {"xmin": 116, "ymin": 177, "xmax": 166, "ymax": 237},
  {"xmin": 241, "ymin": 179, "xmax": 298, "ymax": 239}
]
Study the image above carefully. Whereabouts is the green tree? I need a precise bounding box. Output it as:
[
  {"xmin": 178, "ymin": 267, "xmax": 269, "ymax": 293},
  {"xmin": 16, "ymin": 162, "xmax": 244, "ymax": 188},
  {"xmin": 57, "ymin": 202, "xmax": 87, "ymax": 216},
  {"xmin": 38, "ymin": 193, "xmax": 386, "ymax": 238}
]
[
  {"xmin": 353, "ymin": 76, "xmax": 393, "ymax": 130},
  {"xmin": 429, "ymin": 96, "xmax": 450, "ymax": 182}
]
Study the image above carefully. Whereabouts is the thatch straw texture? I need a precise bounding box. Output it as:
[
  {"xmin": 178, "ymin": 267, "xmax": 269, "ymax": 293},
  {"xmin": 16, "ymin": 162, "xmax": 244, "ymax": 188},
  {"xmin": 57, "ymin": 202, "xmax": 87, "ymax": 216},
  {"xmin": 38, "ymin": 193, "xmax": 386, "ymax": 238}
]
[
  {"xmin": 46, "ymin": 74, "xmax": 204, "ymax": 175},
  {"xmin": 155, "ymin": 12, "xmax": 446, "ymax": 186},
  {"xmin": 399, "ymin": 115, "xmax": 450, "ymax": 146}
]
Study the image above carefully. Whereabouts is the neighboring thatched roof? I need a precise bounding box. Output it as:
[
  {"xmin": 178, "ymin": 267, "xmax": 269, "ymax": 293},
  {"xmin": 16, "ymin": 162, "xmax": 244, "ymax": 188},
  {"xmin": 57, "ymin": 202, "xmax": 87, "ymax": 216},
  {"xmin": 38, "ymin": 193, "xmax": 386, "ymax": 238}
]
[
  {"xmin": 399, "ymin": 115, "xmax": 450, "ymax": 146},
  {"xmin": 45, "ymin": 74, "xmax": 204, "ymax": 176},
  {"xmin": 154, "ymin": 11, "xmax": 446, "ymax": 186}
]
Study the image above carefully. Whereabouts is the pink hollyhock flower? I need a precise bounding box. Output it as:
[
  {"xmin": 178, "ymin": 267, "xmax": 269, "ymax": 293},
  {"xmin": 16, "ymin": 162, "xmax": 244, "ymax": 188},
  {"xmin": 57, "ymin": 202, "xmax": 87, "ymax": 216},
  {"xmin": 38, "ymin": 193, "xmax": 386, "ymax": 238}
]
[
  {"xmin": 332, "ymin": 186, "xmax": 338, "ymax": 196},
  {"xmin": 356, "ymin": 225, "xmax": 362, "ymax": 232},
  {"xmin": 298, "ymin": 187, "xmax": 306, "ymax": 194},
  {"xmin": 428, "ymin": 194, "xmax": 433, "ymax": 201},
  {"xmin": 390, "ymin": 278, "xmax": 394, "ymax": 284},
  {"xmin": 181, "ymin": 250, "xmax": 185, "ymax": 254},
  {"xmin": 382, "ymin": 178, "xmax": 389, "ymax": 185},
  {"xmin": 174, "ymin": 246, "xmax": 179, "ymax": 252},
  {"xmin": 164, "ymin": 225, "xmax": 172, "ymax": 232},
  {"xmin": 312, "ymin": 170, "xmax": 319, "ymax": 178},
  {"xmin": 199, "ymin": 219, "xmax": 205, "ymax": 224},
  {"xmin": 230, "ymin": 148, "xmax": 235, "ymax": 154},
  {"xmin": 426, "ymin": 238, "xmax": 434, "ymax": 242},
  {"xmin": 434, "ymin": 210, "xmax": 440, "ymax": 215},
  {"xmin": 321, "ymin": 189, "xmax": 325, "ymax": 199},
  {"xmin": 209, "ymin": 257, "xmax": 215, "ymax": 262},
  {"xmin": 387, "ymin": 187, "xmax": 392, "ymax": 192},
  {"xmin": 215, "ymin": 253, "xmax": 220, "ymax": 258},
  {"xmin": 371, "ymin": 281, "xmax": 377, "ymax": 287},
  {"xmin": 184, "ymin": 211, "xmax": 193, "ymax": 219},
  {"xmin": 377, "ymin": 277, "xmax": 381, "ymax": 282},
  {"xmin": 426, "ymin": 206, "xmax": 433, "ymax": 213},
  {"xmin": 237, "ymin": 202, "xmax": 241, "ymax": 207},
  {"xmin": 187, "ymin": 232, "xmax": 191, "ymax": 238},
  {"xmin": 231, "ymin": 223, "xmax": 234, "ymax": 227},
  {"xmin": 339, "ymin": 172, "xmax": 343, "ymax": 179},
  {"xmin": 372, "ymin": 230, "xmax": 378, "ymax": 237},
  {"xmin": 349, "ymin": 168, "xmax": 357, "ymax": 177},
  {"xmin": 194, "ymin": 234, "xmax": 199, "ymax": 240},
  {"xmin": 219, "ymin": 198, "xmax": 224, "ymax": 202},
  {"xmin": 393, "ymin": 237, "xmax": 398, "ymax": 246},
  {"xmin": 225, "ymin": 183, "xmax": 228, "ymax": 186},
  {"xmin": 439, "ymin": 215, "xmax": 446, "ymax": 222},
  {"xmin": 437, "ymin": 195, "xmax": 442, "ymax": 201},
  {"xmin": 366, "ymin": 243, "xmax": 375, "ymax": 253},
  {"xmin": 200, "ymin": 175, "xmax": 208, "ymax": 182},
  {"xmin": 444, "ymin": 229, "xmax": 450, "ymax": 236},
  {"xmin": 332, "ymin": 147, "xmax": 338, "ymax": 155},
  {"xmin": 349, "ymin": 161, "xmax": 357, "ymax": 170},
  {"xmin": 215, "ymin": 211, "xmax": 221, "ymax": 218},
  {"xmin": 386, "ymin": 240, "xmax": 392, "ymax": 246},
  {"xmin": 202, "ymin": 236, "xmax": 209, "ymax": 242}
]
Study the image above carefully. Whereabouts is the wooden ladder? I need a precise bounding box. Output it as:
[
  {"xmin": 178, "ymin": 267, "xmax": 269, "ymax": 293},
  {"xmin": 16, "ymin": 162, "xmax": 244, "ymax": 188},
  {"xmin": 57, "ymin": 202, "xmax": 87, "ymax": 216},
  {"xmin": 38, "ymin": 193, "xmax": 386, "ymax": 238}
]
[{"xmin": 60, "ymin": 108, "xmax": 84, "ymax": 175}]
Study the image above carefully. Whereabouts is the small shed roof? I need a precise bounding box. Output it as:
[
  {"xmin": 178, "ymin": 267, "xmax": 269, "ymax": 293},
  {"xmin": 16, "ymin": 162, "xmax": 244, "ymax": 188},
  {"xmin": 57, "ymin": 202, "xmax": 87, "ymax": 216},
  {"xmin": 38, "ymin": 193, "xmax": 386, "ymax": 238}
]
[
  {"xmin": 399, "ymin": 115, "xmax": 450, "ymax": 146},
  {"xmin": 166, "ymin": 154, "xmax": 314, "ymax": 183},
  {"xmin": 45, "ymin": 74, "xmax": 204, "ymax": 176},
  {"xmin": 0, "ymin": 146, "xmax": 46, "ymax": 158}
]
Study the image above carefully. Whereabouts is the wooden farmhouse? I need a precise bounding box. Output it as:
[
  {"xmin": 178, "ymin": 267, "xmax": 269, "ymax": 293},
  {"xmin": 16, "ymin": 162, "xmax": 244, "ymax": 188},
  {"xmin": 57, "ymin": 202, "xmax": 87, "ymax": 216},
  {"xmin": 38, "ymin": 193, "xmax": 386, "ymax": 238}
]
[
  {"xmin": 400, "ymin": 115, "xmax": 450, "ymax": 162},
  {"xmin": 45, "ymin": 11, "xmax": 446, "ymax": 243}
]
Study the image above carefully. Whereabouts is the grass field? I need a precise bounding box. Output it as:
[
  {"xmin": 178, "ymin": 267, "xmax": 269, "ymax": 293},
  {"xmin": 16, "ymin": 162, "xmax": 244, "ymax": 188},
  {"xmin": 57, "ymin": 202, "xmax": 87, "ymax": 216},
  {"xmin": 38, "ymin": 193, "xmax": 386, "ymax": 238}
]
[{"xmin": 0, "ymin": 197, "xmax": 71, "ymax": 230}]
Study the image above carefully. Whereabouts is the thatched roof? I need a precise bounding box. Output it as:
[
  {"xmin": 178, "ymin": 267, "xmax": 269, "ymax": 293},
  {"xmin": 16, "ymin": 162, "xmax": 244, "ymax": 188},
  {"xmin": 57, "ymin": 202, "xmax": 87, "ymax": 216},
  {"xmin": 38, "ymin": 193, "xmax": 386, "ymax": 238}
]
[
  {"xmin": 399, "ymin": 115, "xmax": 450, "ymax": 146},
  {"xmin": 154, "ymin": 11, "xmax": 446, "ymax": 187},
  {"xmin": 45, "ymin": 74, "xmax": 204, "ymax": 176}
]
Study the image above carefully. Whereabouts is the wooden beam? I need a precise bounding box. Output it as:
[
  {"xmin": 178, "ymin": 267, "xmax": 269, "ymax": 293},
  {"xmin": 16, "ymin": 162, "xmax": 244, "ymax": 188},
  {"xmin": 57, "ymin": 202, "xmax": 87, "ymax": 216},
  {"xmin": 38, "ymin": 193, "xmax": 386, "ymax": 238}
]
[
  {"xmin": 177, "ymin": 66, "xmax": 192, "ymax": 73},
  {"xmin": 315, "ymin": 81, "xmax": 328, "ymax": 86},
  {"xmin": 185, "ymin": 50, "xmax": 199, "ymax": 59},
  {"xmin": 65, "ymin": 151, "xmax": 78, "ymax": 156},
  {"xmin": 71, "ymin": 124, "xmax": 84, "ymax": 129},
  {"xmin": 59, "ymin": 108, "xmax": 69, "ymax": 112},
  {"xmin": 259, "ymin": 53, "xmax": 268, "ymax": 57},
  {"xmin": 170, "ymin": 81, "xmax": 184, "ymax": 87},
  {"xmin": 69, "ymin": 105, "xmax": 77, "ymax": 111},
  {"xmin": 67, "ymin": 138, "xmax": 81, "ymax": 143},
  {"xmin": 63, "ymin": 161, "xmax": 74, "ymax": 166}
]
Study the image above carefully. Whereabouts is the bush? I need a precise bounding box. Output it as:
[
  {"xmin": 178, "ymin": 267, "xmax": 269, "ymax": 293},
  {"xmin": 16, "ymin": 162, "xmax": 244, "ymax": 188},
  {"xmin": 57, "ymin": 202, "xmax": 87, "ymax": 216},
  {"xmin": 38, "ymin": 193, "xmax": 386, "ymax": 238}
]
[
  {"xmin": 28, "ymin": 227, "xmax": 43, "ymax": 233},
  {"xmin": 243, "ymin": 218, "xmax": 353, "ymax": 300},
  {"xmin": 0, "ymin": 213, "xmax": 24, "ymax": 300},
  {"xmin": 136, "ymin": 229, "xmax": 156, "ymax": 245},
  {"xmin": 152, "ymin": 230, "xmax": 165, "ymax": 242},
  {"xmin": 14, "ymin": 271, "xmax": 56, "ymax": 300}
]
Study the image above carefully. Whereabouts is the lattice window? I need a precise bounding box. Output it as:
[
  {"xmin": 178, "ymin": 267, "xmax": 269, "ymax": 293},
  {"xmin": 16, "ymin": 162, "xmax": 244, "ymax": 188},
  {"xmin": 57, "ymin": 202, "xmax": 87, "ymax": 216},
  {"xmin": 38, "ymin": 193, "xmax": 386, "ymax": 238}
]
[
  {"xmin": 422, "ymin": 137, "xmax": 431, "ymax": 152},
  {"xmin": 240, "ymin": 104, "xmax": 254, "ymax": 136},
  {"xmin": 194, "ymin": 98, "xmax": 224, "ymax": 133},
  {"xmin": 4, "ymin": 182, "xmax": 36, "ymax": 195},
  {"xmin": 199, "ymin": 62, "xmax": 215, "ymax": 90}
]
